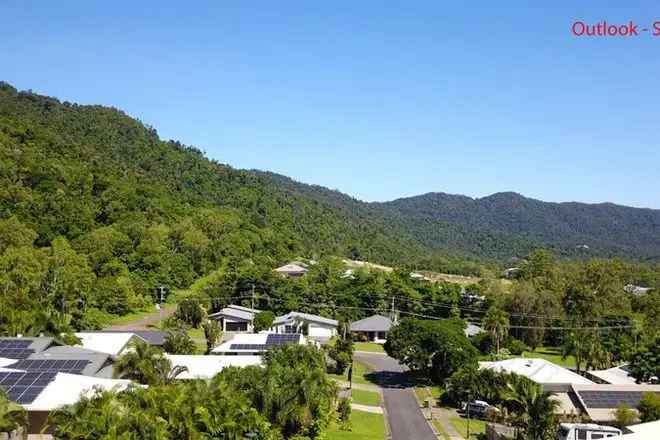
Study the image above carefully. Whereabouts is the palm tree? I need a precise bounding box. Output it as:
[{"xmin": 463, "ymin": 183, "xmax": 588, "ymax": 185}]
[
  {"xmin": 502, "ymin": 374, "xmax": 559, "ymax": 440},
  {"xmin": 484, "ymin": 306, "xmax": 510, "ymax": 356},
  {"xmin": 202, "ymin": 320, "xmax": 222, "ymax": 354},
  {"xmin": 0, "ymin": 390, "xmax": 27, "ymax": 434},
  {"xmin": 113, "ymin": 340, "xmax": 187, "ymax": 385}
]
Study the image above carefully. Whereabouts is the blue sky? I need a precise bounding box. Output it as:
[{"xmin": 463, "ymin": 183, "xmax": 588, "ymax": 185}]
[{"xmin": 2, "ymin": 2, "xmax": 659, "ymax": 208}]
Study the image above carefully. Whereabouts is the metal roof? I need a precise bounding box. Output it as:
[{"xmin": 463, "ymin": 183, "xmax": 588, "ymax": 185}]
[
  {"xmin": 27, "ymin": 345, "xmax": 111, "ymax": 377},
  {"xmin": 350, "ymin": 315, "xmax": 392, "ymax": 332},
  {"xmin": 208, "ymin": 304, "xmax": 261, "ymax": 321},
  {"xmin": 98, "ymin": 330, "xmax": 167, "ymax": 346},
  {"xmin": 273, "ymin": 312, "xmax": 338, "ymax": 327},
  {"xmin": 0, "ymin": 337, "xmax": 55, "ymax": 359}
]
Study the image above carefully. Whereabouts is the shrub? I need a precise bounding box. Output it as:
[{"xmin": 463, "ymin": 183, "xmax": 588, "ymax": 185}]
[
  {"xmin": 638, "ymin": 392, "xmax": 660, "ymax": 423},
  {"xmin": 507, "ymin": 338, "xmax": 530, "ymax": 355}
]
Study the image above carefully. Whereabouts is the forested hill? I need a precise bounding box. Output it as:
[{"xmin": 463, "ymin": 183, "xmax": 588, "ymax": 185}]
[
  {"xmin": 373, "ymin": 192, "xmax": 660, "ymax": 260},
  {"xmin": 1, "ymin": 79, "xmax": 658, "ymax": 288},
  {"xmin": 0, "ymin": 81, "xmax": 432, "ymax": 302}
]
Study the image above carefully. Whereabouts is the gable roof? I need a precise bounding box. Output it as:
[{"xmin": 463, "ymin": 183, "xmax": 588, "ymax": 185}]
[
  {"xmin": 98, "ymin": 330, "xmax": 167, "ymax": 346},
  {"xmin": 26, "ymin": 345, "xmax": 112, "ymax": 377},
  {"xmin": 273, "ymin": 312, "xmax": 338, "ymax": 327},
  {"xmin": 75, "ymin": 332, "xmax": 143, "ymax": 356},
  {"xmin": 274, "ymin": 263, "xmax": 309, "ymax": 274},
  {"xmin": 480, "ymin": 358, "xmax": 594, "ymax": 385},
  {"xmin": 208, "ymin": 304, "xmax": 261, "ymax": 321},
  {"xmin": 24, "ymin": 372, "xmax": 134, "ymax": 411},
  {"xmin": 212, "ymin": 332, "xmax": 306, "ymax": 354},
  {"xmin": 165, "ymin": 354, "xmax": 262, "ymax": 379},
  {"xmin": 0, "ymin": 337, "xmax": 55, "ymax": 359},
  {"xmin": 350, "ymin": 315, "xmax": 392, "ymax": 332}
]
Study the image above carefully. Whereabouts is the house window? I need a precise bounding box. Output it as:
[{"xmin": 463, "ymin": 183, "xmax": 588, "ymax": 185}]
[
  {"xmin": 226, "ymin": 322, "xmax": 248, "ymax": 332},
  {"xmin": 284, "ymin": 325, "xmax": 298, "ymax": 334}
]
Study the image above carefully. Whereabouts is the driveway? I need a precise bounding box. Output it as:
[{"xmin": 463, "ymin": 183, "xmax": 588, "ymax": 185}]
[{"xmin": 354, "ymin": 353, "xmax": 437, "ymax": 440}]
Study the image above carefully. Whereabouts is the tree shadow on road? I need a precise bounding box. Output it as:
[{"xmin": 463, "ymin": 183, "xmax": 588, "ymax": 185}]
[{"xmin": 364, "ymin": 370, "xmax": 424, "ymax": 389}]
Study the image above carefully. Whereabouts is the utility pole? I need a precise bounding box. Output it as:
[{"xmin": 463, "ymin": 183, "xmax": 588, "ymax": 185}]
[
  {"xmin": 390, "ymin": 296, "xmax": 396, "ymax": 323},
  {"xmin": 466, "ymin": 391, "xmax": 471, "ymax": 439},
  {"xmin": 251, "ymin": 283, "xmax": 255, "ymax": 310}
]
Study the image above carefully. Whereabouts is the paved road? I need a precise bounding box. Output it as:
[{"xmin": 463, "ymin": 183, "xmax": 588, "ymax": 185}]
[{"xmin": 355, "ymin": 353, "xmax": 437, "ymax": 440}]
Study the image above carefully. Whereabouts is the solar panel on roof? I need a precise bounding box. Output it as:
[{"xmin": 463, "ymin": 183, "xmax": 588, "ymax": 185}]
[
  {"xmin": 0, "ymin": 371, "xmax": 56, "ymax": 404},
  {"xmin": 266, "ymin": 334, "xmax": 300, "ymax": 346},
  {"xmin": 229, "ymin": 344, "xmax": 267, "ymax": 350},
  {"xmin": 578, "ymin": 390, "xmax": 652, "ymax": 409},
  {"xmin": 9, "ymin": 359, "xmax": 91, "ymax": 374},
  {"xmin": 0, "ymin": 340, "xmax": 32, "ymax": 349},
  {"xmin": 0, "ymin": 348, "xmax": 35, "ymax": 359}
]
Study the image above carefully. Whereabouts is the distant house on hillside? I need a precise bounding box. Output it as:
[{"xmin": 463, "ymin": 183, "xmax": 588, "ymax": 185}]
[
  {"xmin": 274, "ymin": 261, "xmax": 309, "ymax": 277},
  {"xmin": 350, "ymin": 315, "xmax": 392, "ymax": 342},
  {"xmin": 208, "ymin": 304, "xmax": 260, "ymax": 332},
  {"xmin": 502, "ymin": 267, "xmax": 520, "ymax": 278},
  {"xmin": 464, "ymin": 323, "xmax": 484, "ymax": 337},
  {"xmin": 624, "ymin": 284, "xmax": 652, "ymax": 296},
  {"xmin": 270, "ymin": 312, "xmax": 338, "ymax": 340}
]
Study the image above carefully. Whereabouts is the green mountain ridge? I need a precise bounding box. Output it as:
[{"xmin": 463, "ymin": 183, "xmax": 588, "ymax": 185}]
[{"xmin": 1, "ymin": 80, "xmax": 658, "ymax": 286}]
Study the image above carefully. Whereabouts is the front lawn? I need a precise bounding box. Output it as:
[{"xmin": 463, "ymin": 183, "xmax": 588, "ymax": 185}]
[
  {"xmin": 354, "ymin": 342, "xmax": 385, "ymax": 353},
  {"xmin": 351, "ymin": 389, "xmax": 380, "ymax": 406},
  {"xmin": 449, "ymin": 417, "xmax": 486, "ymax": 439},
  {"xmin": 326, "ymin": 410, "xmax": 385, "ymax": 440},
  {"xmin": 329, "ymin": 360, "xmax": 374, "ymax": 386}
]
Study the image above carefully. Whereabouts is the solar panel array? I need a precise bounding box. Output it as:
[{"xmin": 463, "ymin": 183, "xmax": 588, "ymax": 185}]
[
  {"xmin": 266, "ymin": 334, "xmax": 300, "ymax": 346},
  {"xmin": 229, "ymin": 344, "xmax": 266, "ymax": 350},
  {"xmin": 9, "ymin": 359, "xmax": 91, "ymax": 374},
  {"xmin": 0, "ymin": 371, "xmax": 57, "ymax": 404},
  {"xmin": 0, "ymin": 340, "xmax": 34, "ymax": 359},
  {"xmin": 229, "ymin": 334, "xmax": 300, "ymax": 351},
  {"xmin": 578, "ymin": 391, "xmax": 648, "ymax": 409}
]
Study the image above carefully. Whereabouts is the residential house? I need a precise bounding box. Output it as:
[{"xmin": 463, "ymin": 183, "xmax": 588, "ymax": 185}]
[
  {"xmin": 208, "ymin": 304, "xmax": 261, "ymax": 332},
  {"xmin": 350, "ymin": 315, "xmax": 392, "ymax": 342},
  {"xmin": 480, "ymin": 358, "xmax": 660, "ymax": 423},
  {"xmin": 75, "ymin": 332, "xmax": 145, "ymax": 356},
  {"xmin": 274, "ymin": 261, "xmax": 309, "ymax": 277},
  {"xmin": 271, "ymin": 312, "xmax": 338, "ymax": 340},
  {"xmin": 165, "ymin": 354, "xmax": 262, "ymax": 379},
  {"xmin": 211, "ymin": 332, "xmax": 308, "ymax": 356}
]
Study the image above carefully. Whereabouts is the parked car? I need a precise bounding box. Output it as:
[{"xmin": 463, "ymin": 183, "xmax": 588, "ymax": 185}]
[
  {"xmin": 557, "ymin": 423, "xmax": 621, "ymax": 440},
  {"xmin": 461, "ymin": 400, "xmax": 499, "ymax": 419}
]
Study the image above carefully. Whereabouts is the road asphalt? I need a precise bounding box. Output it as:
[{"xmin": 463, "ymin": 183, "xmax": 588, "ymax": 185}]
[{"xmin": 354, "ymin": 352, "xmax": 437, "ymax": 440}]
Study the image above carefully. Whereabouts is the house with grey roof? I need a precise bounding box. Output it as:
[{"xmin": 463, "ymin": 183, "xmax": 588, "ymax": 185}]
[
  {"xmin": 274, "ymin": 262, "xmax": 309, "ymax": 277},
  {"xmin": 350, "ymin": 315, "xmax": 392, "ymax": 342},
  {"xmin": 271, "ymin": 312, "xmax": 338, "ymax": 340},
  {"xmin": 208, "ymin": 304, "xmax": 261, "ymax": 332}
]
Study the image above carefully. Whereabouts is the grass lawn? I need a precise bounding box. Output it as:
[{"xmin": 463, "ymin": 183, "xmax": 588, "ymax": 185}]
[
  {"xmin": 329, "ymin": 360, "xmax": 374, "ymax": 386},
  {"xmin": 414, "ymin": 385, "xmax": 446, "ymax": 407},
  {"xmin": 351, "ymin": 389, "xmax": 380, "ymax": 406},
  {"xmin": 326, "ymin": 410, "xmax": 385, "ymax": 440},
  {"xmin": 354, "ymin": 342, "xmax": 385, "ymax": 353},
  {"xmin": 431, "ymin": 420, "xmax": 450, "ymax": 440},
  {"xmin": 523, "ymin": 346, "xmax": 576, "ymax": 368},
  {"xmin": 108, "ymin": 306, "xmax": 159, "ymax": 326},
  {"xmin": 449, "ymin": 417, "xmax": 486, "ymax": 439}
]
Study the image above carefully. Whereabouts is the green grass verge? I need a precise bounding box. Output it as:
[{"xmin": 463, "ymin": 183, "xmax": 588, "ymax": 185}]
[
  {"xmin": 431, "ymin": 419, "xmax": 451, "ymax": 440},
  {"xmin": 449, "ymin": 417, "xmax": 486, "ymax": 439},
  {"xmin": 351, "ymin": 389, "xmax": 380, "ymax": 407},
  {"xmin": 326, "ymin": 410, "xmax": 385, "ymax": 440},
  {"xmin": 329, "ymin": 360, "xmax": 374, "ymax": 386},
  {"xmin": 354, "ymin": 342, "xmax": 385, "ymax": 353}
]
